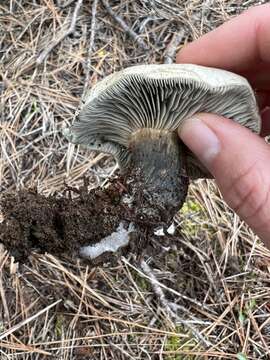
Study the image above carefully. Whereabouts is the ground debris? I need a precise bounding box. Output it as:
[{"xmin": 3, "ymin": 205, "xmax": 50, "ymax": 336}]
[
  {"xmin": 0, "ymin": 180, "xmax": 129, "ymax": 261},
  {"xmin": 0, "ymin": 176, "xmax": 172, "ymax": 262}
]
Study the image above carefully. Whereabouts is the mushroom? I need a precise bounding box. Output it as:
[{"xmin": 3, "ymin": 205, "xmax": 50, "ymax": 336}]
[{"xmin": 64, "ymin": 64, "xmax": 260, "ymax": 222}]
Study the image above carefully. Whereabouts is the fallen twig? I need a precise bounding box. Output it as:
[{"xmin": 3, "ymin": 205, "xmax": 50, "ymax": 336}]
[
  {"xmin": 0, "ymin": 299, "xmax": 62, "ymax": 340},
  {"xmin": 101, "ymin": 0, "xmax": 148, "ymax": 50},
  {"xmin": 36, "ymin": 0, "xmax": 83, "ymax": 64},
  {"xmin": 82, "ymin": 0, "xmax": 99, "ymax": 100},
  {"xmin": 140, "ymin": 260, "xmax": 212, "ymax": 348},
  {"xmin": 58, "ymin": 0, "xmax": 77, "ymax": 9},
  {"xmin": 163, "ymin": 30, "xmax": 185, "ymax": 64},
  {"xmin": 143, "ymin": 0, "xmax": 185, "ymax": 20}
]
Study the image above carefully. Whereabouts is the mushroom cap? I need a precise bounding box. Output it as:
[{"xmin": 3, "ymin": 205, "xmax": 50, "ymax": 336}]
[{"xmin": 65, "ymin": 64, "xmax": 260, "ymax": 178}]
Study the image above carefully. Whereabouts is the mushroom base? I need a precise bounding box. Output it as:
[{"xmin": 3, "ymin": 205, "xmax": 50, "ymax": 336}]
[{"xmin": 129, "ymin": 129, "xmax": 189, "ymax": 223}]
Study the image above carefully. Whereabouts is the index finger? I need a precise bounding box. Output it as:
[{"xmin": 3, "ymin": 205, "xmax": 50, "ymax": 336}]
[{"xmin": 176, "ymin": 4, "xmax": 270, "ymax": 73}]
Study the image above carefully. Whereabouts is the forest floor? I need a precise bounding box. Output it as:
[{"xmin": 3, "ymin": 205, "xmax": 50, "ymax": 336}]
[{"xmin": 1, "ymin": 0, "xmax": 270, "ymax": 359}]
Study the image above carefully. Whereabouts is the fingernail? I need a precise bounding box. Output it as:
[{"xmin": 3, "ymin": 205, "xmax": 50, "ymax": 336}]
[{"xmin": 178, "ymin": 115, "xmax": 221, "ymax": 167}]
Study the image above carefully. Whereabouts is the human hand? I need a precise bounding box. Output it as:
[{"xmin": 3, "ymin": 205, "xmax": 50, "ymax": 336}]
[{"xmin": 176, "ymin": 4, "xmax": 270, "ymax": 246}]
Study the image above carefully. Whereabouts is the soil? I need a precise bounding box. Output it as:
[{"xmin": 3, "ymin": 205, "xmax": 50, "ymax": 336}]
[
  {"xmin": 0, "ymin": 179, "xmax": 127, "ymax": 261},
  {"xmin": 0, "ymin": 175, "xmax": 181, "ymax": 262}
]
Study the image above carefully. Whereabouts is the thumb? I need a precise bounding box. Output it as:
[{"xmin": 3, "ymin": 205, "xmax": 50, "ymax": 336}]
[{"xmin": 178, "ymin": 113, "xmax": 270, "ymax": 246}]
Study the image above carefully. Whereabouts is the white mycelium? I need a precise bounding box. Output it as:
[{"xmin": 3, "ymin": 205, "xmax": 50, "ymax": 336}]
[
  {"xmin": 79, "ymin": 222, "xmax": 135, "ymax": 259},
  {"xmin": 154, "ymin": 222, "xmax": 176, "ymax": 236}
]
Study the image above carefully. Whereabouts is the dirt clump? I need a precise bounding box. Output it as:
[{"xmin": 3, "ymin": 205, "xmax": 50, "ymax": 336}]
[
  {"xmin": 0, "ymin": 180, "xmax": 130, "ymax": 261},
  {"xmin": 0, "ymin": 174, "xmax": 179, "ymax": 262}
]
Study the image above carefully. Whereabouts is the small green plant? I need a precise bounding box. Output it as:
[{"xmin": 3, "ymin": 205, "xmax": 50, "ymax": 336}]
[
  {"xmin": 179, "ymin": 199, "xmax": 206, "ymax": 237},
  {"xmin": 165, "ymin": 327, "xmax": 196, "ymax": 360},
  {"xmin": 136, "ymin": 275, "xmax": 150, "ymax": 291},
  {"xmin": 238, "ymin": 298, "xmax": 257, "ymax": 326},
  {"xmin": 246, "ymin": 298, "xmax": 257, "ymax": 312},
  {"xmin": 237, "ymin": 353, "xmax": 248, "ymax": 360},
  {"xmin": 238, "ymin": 310, "xmax": 246, "ymax": 326},
  {"xmin": 55, "ymin": 314, "xmax": 64, "ymax": 338},
  {"xmin": 180, "ymin": 200, "xmax": 203, "ymax": 215},
  {"xmin": 165, "ymin": 332, "xmax": 182, "ymax": 360}
]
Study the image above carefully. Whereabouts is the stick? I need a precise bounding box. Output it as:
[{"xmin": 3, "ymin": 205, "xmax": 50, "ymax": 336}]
[
  {"xmin": 164, "ymin": 30, "xmax": 185, "ymax": 64},
  {"xmin": 58, "ymin": 0, "xmax": 77, "ymax": 9},
  {"xmin": 82, "ymin": 0, "xmax": 99, "ymax": 100},
  {"xmin": 36, "ymin": 0, "xmax": 83, "ymax": 65},
  {"xmin": 101, "ymin": 0, "xmax": 148, "ymax": 51},
  {"xmin": 140, "ymin": 260, "xmax": 212, "ymax": 347},
  {"xmin": 0, "ymin": 300, "xmax": 62, "ymax": 340}
]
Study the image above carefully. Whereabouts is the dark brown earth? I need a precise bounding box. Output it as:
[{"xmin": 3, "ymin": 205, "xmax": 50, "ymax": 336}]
[
  {"xmin": 0, "ymin": 175, "xmax": 181, "ymax": 262},
  {"xmin": 0, "ymin": 179, "xmax": 129, "ymax": 261}
]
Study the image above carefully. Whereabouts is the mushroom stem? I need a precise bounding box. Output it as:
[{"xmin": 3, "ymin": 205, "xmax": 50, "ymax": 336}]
[{"xmin": 129, "ymin": 129, "xmax": 189, "ymax": 222}]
